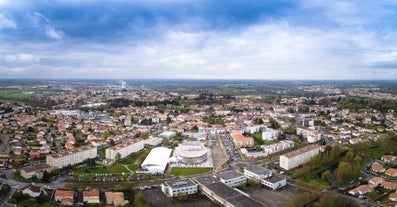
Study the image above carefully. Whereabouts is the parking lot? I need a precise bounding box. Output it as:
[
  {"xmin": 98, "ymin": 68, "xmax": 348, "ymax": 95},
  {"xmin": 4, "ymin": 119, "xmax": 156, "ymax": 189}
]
[
  {"xmin": 242, "ymin": 184, "xmax": 302, "ymax": 207},
  {"xmin": 210, "ymin": 136, "xmax": 228, "ymax": 170},
  {"xmin": 137, "ymin": 188, "xmax": 217, "ymax": 207}
]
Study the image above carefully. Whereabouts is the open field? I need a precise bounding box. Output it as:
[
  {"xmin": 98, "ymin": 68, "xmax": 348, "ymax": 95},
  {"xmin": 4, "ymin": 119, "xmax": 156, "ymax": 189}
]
[{"xmin": 0, "ymin": 89, "xmax": 34, "ymax": 104}]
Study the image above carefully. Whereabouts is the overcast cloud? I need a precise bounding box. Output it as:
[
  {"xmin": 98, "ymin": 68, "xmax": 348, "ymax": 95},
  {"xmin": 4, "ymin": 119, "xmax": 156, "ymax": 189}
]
[{"xmin": 1, "ymin": 0, "xmax": 397, "ymax": 79}]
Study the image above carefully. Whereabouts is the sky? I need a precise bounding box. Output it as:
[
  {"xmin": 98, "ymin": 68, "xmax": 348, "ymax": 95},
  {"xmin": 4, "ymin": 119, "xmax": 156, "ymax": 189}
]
[{"xmin": 1, "ymin": 0, "xmax": 397, "ymax": 80}]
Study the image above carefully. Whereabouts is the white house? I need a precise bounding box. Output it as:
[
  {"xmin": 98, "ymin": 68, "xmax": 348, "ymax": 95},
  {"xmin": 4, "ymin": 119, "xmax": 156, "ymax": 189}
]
[{"xmin": 21, "ymin": 184, "xmax": 42, "ymax": 198}]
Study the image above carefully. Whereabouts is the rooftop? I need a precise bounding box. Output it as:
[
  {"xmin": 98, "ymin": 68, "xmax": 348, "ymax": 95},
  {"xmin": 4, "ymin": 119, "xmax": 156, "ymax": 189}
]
[
  {"xmin": 165, "ymin": 179, "xmax": 197, "ymax": 189},
  {"xmin": 218, "ymin": 170, "xmax": 246, "ymax": 180},
  {"xmin": 263, "ymin": 175, "xmax": 285, "ymax": 183},
  {"xmin": 245, "ymin": 165, "xmax": 272, "ymax": 176},
  {"xmin": 281, "ymin": 144, "xmax": 318, "ymax": 158}
]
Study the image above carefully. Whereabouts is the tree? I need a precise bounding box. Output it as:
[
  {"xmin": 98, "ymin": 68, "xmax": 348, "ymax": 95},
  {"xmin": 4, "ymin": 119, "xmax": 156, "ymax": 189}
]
[
  {"xmin": 337, "ymin": 162, "xmax": 352, "ymax": 182},
  {"xmin": 134, "ymin": 192, "xmax": 150, "ymax": 207},
  {"xmin": 41, "ymin": 170, "xmax": 51, "ymax": 183},
  {"xmin": 321, "ymin": 170, "xmax": 333, "ymax": 182},
  {"xmin": 176, "ymin": 193, "xmax": 189, "ymax": 201},
  {"xmin": 344, "ymin": 151, "xmax": 354, "ymax": 161}
]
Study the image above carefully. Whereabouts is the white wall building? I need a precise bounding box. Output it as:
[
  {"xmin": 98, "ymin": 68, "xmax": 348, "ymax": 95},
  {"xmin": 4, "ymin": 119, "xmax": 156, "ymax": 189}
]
[
  {"xmin": 244, "ymin": 166, "xmax": 272, "ymax": 180},
  {"xmin": 262, "ymin": 128, "xmax": 280, "ymax": 141},
  {"xmin": 173, "ymin": 140, "xmax": 210, "ymax": 164},
  {"xmin": 46, "ymin": 145, "xmax": 97, "ymax": 169},
  {"xmin": 105, "ymin": 138, "xmax": 144, "ymax": 160},
  {"xmin": 297, "ymin": 127, "xmax": 322, "ymax": 143},
  {"xmin": 262, "ymin": 140, "xmax": 294, "ymax": 156},
  {"xmin": 261, "ymin": 175, "xmax": 287, "ymax": 190},
  {"xmin": 141, "ymin": 147, "xmax": 172, "ymax": 174},
  {"xmin": 161, "ymin": 179, "xmax": 198, "ymax": 197},
  {"xmin": 279, "ymin": 144, "xmax": 319, "ymax": 170},
  {"xmin": 218, "ymin": 171, "xmax": 247, "ymax": 187},
  {"xmin": 159, "ymin": 131, "xmax": 177, "ymax": 139},
  {"xmin": 244, "ymin": 165, "xmax": 286, "ymax": 190}
]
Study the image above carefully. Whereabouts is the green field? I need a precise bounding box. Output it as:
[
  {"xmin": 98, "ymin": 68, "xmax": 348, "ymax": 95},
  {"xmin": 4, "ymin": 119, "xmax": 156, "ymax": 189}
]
[
  {"xmin": 170, "ymin": 167, "xmax": 213, "ymax": 176},
  {"xmin": 0, "ymin": 89, "xmax": 35, "ymax": 104}
]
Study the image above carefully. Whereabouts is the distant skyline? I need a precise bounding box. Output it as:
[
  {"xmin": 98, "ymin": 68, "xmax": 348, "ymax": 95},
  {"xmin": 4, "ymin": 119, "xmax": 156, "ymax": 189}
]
[{"xmin": 1, "ymin": 0, "xmax": 397, "ymax": 80}]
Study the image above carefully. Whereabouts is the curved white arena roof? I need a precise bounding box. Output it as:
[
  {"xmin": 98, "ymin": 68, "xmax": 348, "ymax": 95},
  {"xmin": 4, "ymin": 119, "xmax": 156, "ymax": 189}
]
[{"xmin": 141, "ymin": 147, "xmax": 172, "ymax": 174}]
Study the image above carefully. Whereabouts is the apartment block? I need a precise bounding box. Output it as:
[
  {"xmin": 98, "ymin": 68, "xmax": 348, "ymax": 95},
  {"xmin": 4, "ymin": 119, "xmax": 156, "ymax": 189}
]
[
  {"xmin": 105, "ymin": 138, "xmax": 144, "ymax": 160},
  {"xmin": 46, "ymin": 145, "xmax": 97, "ymax": 169},
  {"xmin": 279, "ymin": 144, "xmax": 319, "ymax": 170}
]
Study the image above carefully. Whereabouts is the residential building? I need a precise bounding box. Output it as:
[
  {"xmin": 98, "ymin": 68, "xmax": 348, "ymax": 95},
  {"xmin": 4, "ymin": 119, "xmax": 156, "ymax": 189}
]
[
  {"xmin": 105, "ymin": 192, "xmax": 129, "ymax": 206},
  {"xmin": 21, "ymin": 184, "xmax": 42, "ymax": 198},
  {"xmin": 218, "ymin": 171, "xmax": 247, "ymax": 187},
  {"xmin": 386, "ymin": 168, "xmax": 397, "ymax": 177},
  {"xmin": 348, "ymin": 185, "xmax": 373, "ymax": 195},
  {"xmin": 55, "ymin": 190, "xmax": 74, "ymax": 205},
  {"xmin": 83, "ymin": 189, "xmax": 100, "ymax": 204},
  {"xmin": 368, "ymin": 177, "xmax": 384, "ymax": 187},
  {"xmin": 279, "ymin": 144, "xmax": 319, "ymax": 170},
  {"xmin": 230, "ymin": 130, "xmax": 254, "ymax": 148},
  {"xmin": 262, "ymin": 127, "xmax": 280, "ymax": 141},
  {"xmin": 161, "ymin": 179, "xmax": 198, "ymax": 197},
  {"xmin": 296, "ymin": 127, "xmax": 322, "ymax": 143},
  {"xmin": 389, "ymin": 192, "xmax": 397, "ymax": 202},
  {"xmin": 20, "ymin": 164, "xmax": 51, "ymax": 179},
  {"xmin": 46, "ymin": 145, "xmax": 97, "ymax": 169},
  {"xmin": 382, "ymin": 155, "xmax": 397, "ymax": 163},
  {"xmin": 105, "ymin": 138, "xmax": 144, "ymax": 160},
  {"xmin": 380, "ymin": 181, "xmax": 397, "ymax": 190},
  {"xmin": 262, "ymin": 140, "xmax": 294, "ymax": 156},
  {"xmin": 371, "ymin": 162, "xmax": 386, "ymax": 173}
]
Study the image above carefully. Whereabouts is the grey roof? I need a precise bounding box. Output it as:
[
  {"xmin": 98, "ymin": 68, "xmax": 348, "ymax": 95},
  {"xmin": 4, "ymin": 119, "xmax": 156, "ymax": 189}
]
[
  {"xmin": 193, "ymin": 175, "xmax": 266, "ymax": 207},
  {"xmin": 218, "ymin": 170, "xmax": 245, "ymax": 180},
  {"xmin": 263, "ymin": 175, "xmax": 286, "ymax": 183},
  {"xmin": 165, "ymin": 179, "xmax": 197, "ymax": 189},
  {"xmin": 245, "ymin": 165, "xmax": 271, "ymax": 175}
]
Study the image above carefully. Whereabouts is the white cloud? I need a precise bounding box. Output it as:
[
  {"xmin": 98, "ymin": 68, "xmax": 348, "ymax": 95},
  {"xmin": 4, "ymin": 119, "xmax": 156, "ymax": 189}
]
[
  {"xmin": 4, "ymin": 53, "xmax": 38, "ymax": 63},
  {"xmin": 45, "ymin": 28, "xmax": 64, "ymax": 40},
  {"xmin": 0, "ymin": 13, "xmax": 16, "ymax": 30}
]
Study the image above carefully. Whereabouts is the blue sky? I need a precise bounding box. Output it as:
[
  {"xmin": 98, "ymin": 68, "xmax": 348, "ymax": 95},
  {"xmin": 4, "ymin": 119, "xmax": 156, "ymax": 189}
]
[{"xmin": 1, "ymin": 0, "xmax": 397, "ymax": 79}]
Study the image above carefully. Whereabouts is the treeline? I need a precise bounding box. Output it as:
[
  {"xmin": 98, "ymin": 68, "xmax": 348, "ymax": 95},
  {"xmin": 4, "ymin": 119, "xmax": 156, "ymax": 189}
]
[{"xmin": 295, "ymin": 145, "xmax": 342, "ymax": 178}]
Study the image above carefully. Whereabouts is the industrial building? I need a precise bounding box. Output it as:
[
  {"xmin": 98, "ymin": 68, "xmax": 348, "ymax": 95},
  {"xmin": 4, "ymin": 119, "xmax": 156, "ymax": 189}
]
[{"xmin": 141, "ymin": 147, "xmax": 172, "ymax": 174}]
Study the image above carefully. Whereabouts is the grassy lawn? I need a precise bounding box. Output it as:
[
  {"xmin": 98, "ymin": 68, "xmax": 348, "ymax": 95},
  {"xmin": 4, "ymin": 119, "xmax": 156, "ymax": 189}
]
[
  {"xmin": 75, "ymin": 163, "xmax": 130, "ymax": 174},
  {"xmin": 118, "ymin": 149, "xmax": 149, "ymax": 165},
  {"xmin": 170, "ymin": 167, "xmax": 213, "ymax": 176}
]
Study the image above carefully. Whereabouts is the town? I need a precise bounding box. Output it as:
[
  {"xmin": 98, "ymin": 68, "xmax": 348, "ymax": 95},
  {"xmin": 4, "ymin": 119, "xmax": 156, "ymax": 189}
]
[{"xmin": 0, "ymin": 80, "xmax": 397, "ymax": 207}]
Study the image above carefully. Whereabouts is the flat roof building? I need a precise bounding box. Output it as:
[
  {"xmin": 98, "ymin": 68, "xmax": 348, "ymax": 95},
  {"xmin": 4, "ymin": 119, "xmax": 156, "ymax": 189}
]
[
  {"xmin": 161, "ymin": 179, "xmax": 198, "ymax": 197},
  {"xmin": 279, "ymin": 144, "xmax": 319, "ymax": 170},
  {"xmin": 105, "ymin": 138, "xmax": 144, "ymax": 160},
  {"xmin": 193, "ymin": 175, "xmax": 265, "ymax": 207},
  {"xmin": 218, "ymin": 171, "xmax": 247, "ymax": 187},
  {"xmin": 46, "ymin": 145, "xmax": 97, "ymax": 169}
]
